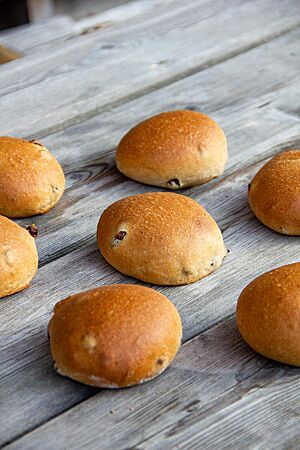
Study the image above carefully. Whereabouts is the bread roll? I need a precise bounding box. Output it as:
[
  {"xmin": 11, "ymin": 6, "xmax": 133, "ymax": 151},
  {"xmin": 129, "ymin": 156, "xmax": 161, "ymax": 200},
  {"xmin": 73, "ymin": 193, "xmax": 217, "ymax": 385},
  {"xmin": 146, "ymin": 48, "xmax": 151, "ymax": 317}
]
[
  {"xmin": 236, "ymin": 263, "xmax": 300, "ymax": 366},
  {"xmin": 0, "ymin": 136, "xmax": 65, "ymax": 218},
  {"xmin": 248, "ymin": 150, "xmax": 300, "ymax": 235},
  {"xmin": 0, "ymin": 215, "xmax": 38, "ymax": 298},
  {"xmin": 48, "ymin": 284, "xmax": 182, "ymax": 388},
  {"xmin": 97, "ymin": 192, "xmax": 227, "ymax": 285},
  {"xmin": 116, "ymin": 110, "xmax": 227, "ymax": 189}
]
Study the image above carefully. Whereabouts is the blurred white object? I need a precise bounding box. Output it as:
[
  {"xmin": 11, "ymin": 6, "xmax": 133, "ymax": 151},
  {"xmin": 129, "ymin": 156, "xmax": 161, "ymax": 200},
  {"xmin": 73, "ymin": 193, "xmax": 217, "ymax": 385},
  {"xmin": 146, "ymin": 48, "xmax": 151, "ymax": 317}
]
[{"xmin": 27, "ymin": 0, "xmax": 55, "ymax": 22}]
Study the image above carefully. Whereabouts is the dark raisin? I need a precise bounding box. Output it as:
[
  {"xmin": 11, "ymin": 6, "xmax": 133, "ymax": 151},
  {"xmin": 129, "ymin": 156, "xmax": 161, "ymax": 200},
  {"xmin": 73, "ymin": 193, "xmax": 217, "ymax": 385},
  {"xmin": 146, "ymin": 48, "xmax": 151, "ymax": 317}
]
[
  {"xmin": 29, "ymin": 139, "xmax": 43, "ymax": 147},
  {"xmin": 167, "ymin": 178, "xmax": 181, "ymax": 188},
  {"xmin": 115, "ymin": 230, "xmax": 127, "ymax": 241},
  {"xmin": 26, "ymin": 224, "xmax": 38, "ymax": 238},
  {"xmin": 157, "ymin": 358, "xmax": 164, "ymax": 365},
  {"xmin": 248, "ymin": 183, "xmax": 251, "ymax": 191}
]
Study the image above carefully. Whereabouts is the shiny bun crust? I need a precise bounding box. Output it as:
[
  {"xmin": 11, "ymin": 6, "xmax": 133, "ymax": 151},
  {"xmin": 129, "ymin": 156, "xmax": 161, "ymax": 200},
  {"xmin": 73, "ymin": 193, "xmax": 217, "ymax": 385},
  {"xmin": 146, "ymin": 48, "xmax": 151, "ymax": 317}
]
[
  {"xmin": 237, "ymin": 263, "xmax": 300, "ymax": 366},
  {"xmin": 116, "ymin": 110, "xmax": 227, "ymax": 189},
  {"xmin": 97, "ymin": 192, "xmax": 227, "ymax": 285},
  {"xmin": 0, "ymin": 215, "xmax": 38, "ymax": 298},
  {"xmin": 0, "ymin": 136, "xmax": 65, "ymax": 218},
  {"xmin": 48, "ymin": 284, "xmax": 182, "ymax": 388},
  {"xmin": 248, "ymin": 150, "xmax": 300, "ymax": 235}
]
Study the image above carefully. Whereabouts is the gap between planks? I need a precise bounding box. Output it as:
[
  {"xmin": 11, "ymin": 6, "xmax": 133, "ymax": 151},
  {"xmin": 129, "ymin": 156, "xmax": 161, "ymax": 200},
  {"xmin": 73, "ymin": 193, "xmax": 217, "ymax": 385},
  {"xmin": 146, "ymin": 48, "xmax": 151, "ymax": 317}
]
[
  {"xmin": 1, "ymin": 0, "xmax": 300, "ymax": 139},
  {"xmin": 0, "ymin": 0, "xmax": 201, "ymax": 54},
  {"xmin": 15, "ymin": 21, "xmax": 300, "ymax": 141},
  {"xmin": 4, "ymin": 24, "xmax": 299, "ymax": 270},
  {"xmin": 0, "ymin": 5, "xmax": 300, "ymax": 448},
  {"xmin": 0, "ymin": 149, "xmax": 299, "ymax": 447},
  {"xmin": 4, "ymin": 316, "xmax": 300, "ymax": 450}
]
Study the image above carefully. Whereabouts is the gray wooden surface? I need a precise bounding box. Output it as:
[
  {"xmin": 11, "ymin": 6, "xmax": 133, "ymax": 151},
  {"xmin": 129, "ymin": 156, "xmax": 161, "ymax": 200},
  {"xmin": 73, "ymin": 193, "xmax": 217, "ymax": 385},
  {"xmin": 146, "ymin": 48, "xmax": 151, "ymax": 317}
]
[{"xmin": 0, "ymin": 1, "xmax": 299, "ymax": 449}]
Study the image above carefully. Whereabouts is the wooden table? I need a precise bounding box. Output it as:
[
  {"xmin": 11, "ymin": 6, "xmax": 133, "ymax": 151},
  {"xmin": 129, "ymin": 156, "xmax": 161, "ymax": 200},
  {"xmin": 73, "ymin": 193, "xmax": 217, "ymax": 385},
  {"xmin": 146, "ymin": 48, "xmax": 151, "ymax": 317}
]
[{"xmin": 0, "ymin": 1, "xmax": 300, "ymax": 448}]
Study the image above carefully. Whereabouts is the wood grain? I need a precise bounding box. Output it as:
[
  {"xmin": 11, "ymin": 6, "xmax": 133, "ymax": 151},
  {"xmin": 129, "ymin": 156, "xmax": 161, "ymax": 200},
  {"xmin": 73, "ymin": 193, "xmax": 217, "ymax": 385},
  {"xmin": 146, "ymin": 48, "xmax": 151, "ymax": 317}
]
[
  {"xmin": 0, "ymin": 0, "xmax": 191, "ymax": 54},
  {"xmin": 1, "ymin": 1, "xmax": 300, "ymax": 448},
  {"xmin": 1, "ymin": 0, "xmax": 300, "ymax": 138},
  {"xmin": 1, "ymin": 153, "xmax": 299, "ymax": 446},
  {"xmin": 0, "ymin": 28, "xmax": 297, "ymax": 271},
  {"xmin": 0, "ymin": 16, "xmax": 75, "ymax": 53},
  {"xmin": 1, "ymin": 27, "xmax": 300, "ymax": 444},
  {"xmin": 5, "ymin": 317, "xmax": 300, "ymax": 450}
]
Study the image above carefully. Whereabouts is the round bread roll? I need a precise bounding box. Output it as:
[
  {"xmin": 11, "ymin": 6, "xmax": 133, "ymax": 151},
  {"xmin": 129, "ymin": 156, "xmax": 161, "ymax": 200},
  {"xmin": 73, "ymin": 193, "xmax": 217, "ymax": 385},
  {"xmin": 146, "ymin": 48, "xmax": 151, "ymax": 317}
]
[
  {"xmin": 248, "ymin": 150, "xmax": 300, "ymax": 235},
  {"xmin": 48, "ymin": 284, "xmax": 182, "ymax": 388},
  {"xmin": 116, "ymin": 110, "xmax": 227, "ymax": 189},
  {"xmin": 0, "ymin": 136, "xmax": 65, "ymax": 218},
  {"xmin": 0, "ymin": 215, "xmax": 38, "ymax": 298},
  {"xmin": 97, "ymin": 192, "xmax": 227, "ymax": 285},
  {"xmin": 236, "ymin": 263, "xmax": 300, "ymax": 366}
]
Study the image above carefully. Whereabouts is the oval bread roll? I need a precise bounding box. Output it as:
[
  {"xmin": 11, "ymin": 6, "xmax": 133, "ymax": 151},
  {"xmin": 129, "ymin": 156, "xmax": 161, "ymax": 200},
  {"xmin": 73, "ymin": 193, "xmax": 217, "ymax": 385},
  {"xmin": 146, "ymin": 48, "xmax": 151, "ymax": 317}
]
[
  {"xmin": 248, "ymin": 150, "xmax": 300, "ymax": 235},
  {"xmin": 236, "ymin": 263, "xmax": 300, "ymax": 366},
  {"xmin": 97, "ymin": 192, "xmax": 227, "ymax": 285},
  {"xmin": 0, "ymin": 136, "xmax": 65, "ymax": 218},
  {"xmin": 116, "ymin": 110, "xmax": 228, "ymax": 189},
  {"xmin": 48, "ymin": 284, "xmax": 182, "ymax": 388},
  {"xmin": 0, "ymin": 215, "xmax": 38, "ymax": 298}
]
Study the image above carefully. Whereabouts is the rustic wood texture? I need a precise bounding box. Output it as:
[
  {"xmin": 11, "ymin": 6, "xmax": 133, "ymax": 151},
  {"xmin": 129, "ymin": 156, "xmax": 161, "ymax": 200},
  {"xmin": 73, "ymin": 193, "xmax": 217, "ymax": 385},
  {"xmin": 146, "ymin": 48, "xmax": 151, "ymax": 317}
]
[
  {"xmin": 1, "ymin": 0, "xmax": 300, "ymax": 138},
  {"xmin": 0, "ymin": 0, "xmax": 300, "ymax": 448},
  {"xmin": 0, "ymin": 15, "xmax": 75, "ymax": 53},
  {"xmin": 0, "ymin": 0, "xmax": 179, "ymax": 54},
  {"xmin": 6, "ymin": 317, "xmax": 300, "ymax": 450}
]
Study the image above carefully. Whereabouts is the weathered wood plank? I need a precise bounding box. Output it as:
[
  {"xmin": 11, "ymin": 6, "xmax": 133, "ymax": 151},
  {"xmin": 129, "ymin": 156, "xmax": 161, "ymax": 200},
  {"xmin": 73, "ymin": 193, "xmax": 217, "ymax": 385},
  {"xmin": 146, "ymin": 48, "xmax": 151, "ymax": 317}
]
[
  {"xmin": 0, "ymin": 16, "xmax": 75, "ymax": 53},
  {"xmin": 1, "ymin": 150, "xmax": 299, "ymax": 446},
  {"xmin": 0, "ymin": 0, "xmax": 231, "ymax": 96},
  {"xmin": 1, "ymin": 0, "xmax": 300, "ymax": 138},
  {"xmin": 2, "ymin": 57, "xmax": 300, "ymax": 364},
  {"xmin": 27, "ymin": 27, "xmax": 300, "ymax": 170},
  {"xmin": 5, "ymin": 317, "xmax": 300, "ymax": 450},
  {"xmin": 14, "ymin": 73, "xmax": 300, "ymax": 267},
  {"xmin": 0, "ymin": 0, "xmax": 183, "ymax": 54},
  {"xmin": 1, "ymin": 4, "xmax": 300, "ymax": 447},
  {"xmin": 17, "ymin": 106, "xmax": 300, "ymax": 269},
  {"xmin": 1, "ymin": 26, "xmax": 300, "ymax": 444}
]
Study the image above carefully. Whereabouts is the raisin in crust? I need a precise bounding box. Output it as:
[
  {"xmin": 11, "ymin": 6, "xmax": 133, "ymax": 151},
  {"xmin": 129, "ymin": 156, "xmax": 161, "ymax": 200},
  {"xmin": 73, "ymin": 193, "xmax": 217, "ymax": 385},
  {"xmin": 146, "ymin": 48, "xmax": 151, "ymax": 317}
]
[
  {"xmin": 116, "ymin": 110, "xmax": 228, "ymax": 189},
  {"xmin": 48, "ymin": 284, "xmax": 182, "ymax": 388},
  {"xmin": 97, "ymin": 192, "xmax": 227, "ymax": 285}
]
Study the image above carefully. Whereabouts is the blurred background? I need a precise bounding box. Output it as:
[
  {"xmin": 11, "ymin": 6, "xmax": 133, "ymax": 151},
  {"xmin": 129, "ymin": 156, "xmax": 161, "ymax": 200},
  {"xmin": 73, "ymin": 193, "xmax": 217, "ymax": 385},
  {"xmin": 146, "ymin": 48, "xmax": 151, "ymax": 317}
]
[{"xmin": 0, "ymin": 0, "xmax": 133, "ymax": 30}]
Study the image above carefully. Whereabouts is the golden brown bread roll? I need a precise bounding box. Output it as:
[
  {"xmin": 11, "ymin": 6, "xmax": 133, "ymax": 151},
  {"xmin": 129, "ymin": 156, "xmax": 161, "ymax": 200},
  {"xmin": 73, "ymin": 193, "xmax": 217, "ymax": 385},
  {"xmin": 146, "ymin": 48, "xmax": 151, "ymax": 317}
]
[
  {"xmin": 236, "ymin": 263, "xmax": 300, "ymax": 366},
  {"xmin": 0, "ymin": 136, "xmax": 65, "ymax": 218},
  {"xmin": 48, "ymin": 284, "xmax": 182, "ymax": 388},
  {"xmin": 0, "ymin": 215, "xmax": 38, "ymax": 298},
  {"xmin": 248, "ymin": 150, "xmax": 300, "ymax": 235},
  {"xmin": 116, "ymin": 110, "xmax": 227, "ymax": 189},
  {"xmin": 97, "ymin": 192, "xmax": 227, "ymax": 285}
]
